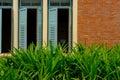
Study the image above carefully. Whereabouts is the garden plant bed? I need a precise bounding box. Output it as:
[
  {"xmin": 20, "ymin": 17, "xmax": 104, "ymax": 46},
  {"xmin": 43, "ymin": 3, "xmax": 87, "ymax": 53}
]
[{"xmin": 0, "ymin": 44, "xmax": 120, "ymax": 80}]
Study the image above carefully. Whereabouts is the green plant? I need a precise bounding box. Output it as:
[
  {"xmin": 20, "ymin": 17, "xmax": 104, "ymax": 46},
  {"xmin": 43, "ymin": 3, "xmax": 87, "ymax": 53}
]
[{"xmin": 0, "ymin": 43, "xmax": 120, "ymax": 80}]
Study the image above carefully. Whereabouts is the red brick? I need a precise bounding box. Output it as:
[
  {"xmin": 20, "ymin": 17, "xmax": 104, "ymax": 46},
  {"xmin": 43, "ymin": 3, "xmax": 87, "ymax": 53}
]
[{"xmin": 78, "ymin": 0, "xmax": 120, "ymax": 46}]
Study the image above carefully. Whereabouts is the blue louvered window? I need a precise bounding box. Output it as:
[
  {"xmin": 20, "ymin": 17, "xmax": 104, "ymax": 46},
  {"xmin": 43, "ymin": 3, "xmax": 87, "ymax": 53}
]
[
  {"xmin": 37, "ymin": 9, "xmax": 42, "ymax": 46},
  {"xmin": 19, "ymin": 0, "xmax": 42, "ymax": 49},
  {"xmin": 48, "ymin": 9, "xmax": 57, "ymax": 47},
  {"xmin": 48, "ymin": 0, "xmax": 72, "ymax": 50},
  {"xmin": 19, "ymin": 9, "xmax": 27, "ymax": 49}
]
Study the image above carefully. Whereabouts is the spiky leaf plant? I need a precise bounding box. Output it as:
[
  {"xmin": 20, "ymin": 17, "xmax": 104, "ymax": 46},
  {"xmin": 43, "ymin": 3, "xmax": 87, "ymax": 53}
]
[{"xmin": 0, "ymin": 43, "xmax": 120, "ymax": 80}]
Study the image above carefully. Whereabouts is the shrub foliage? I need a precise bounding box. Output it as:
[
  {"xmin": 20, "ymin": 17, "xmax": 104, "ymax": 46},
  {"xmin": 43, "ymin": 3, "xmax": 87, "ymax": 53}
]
[{"xmin": 0, "ymin": 44, "xmax": 120, "ymax": 80}]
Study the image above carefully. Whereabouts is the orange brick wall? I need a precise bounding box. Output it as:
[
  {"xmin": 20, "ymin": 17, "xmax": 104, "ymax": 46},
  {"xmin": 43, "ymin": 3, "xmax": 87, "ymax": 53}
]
[{"xmin": 77, "ymin": 0, "xmax": 120, "ymax": 46}]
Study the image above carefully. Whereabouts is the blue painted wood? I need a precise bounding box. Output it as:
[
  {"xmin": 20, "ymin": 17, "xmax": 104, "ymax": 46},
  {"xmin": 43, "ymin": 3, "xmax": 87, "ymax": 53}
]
[
  {"xmin": 37, "ymin": 8, "xmax": 42, "ymax": 46},
  {"xmin": 48, "ymin": 8, "xmax": 57, "ymax": 47},
  {"xmin": 48, "ymin": 0, "xmax": 72, "ymax": 51},
  {"xmin": 0, "ymin": 9, "xmax": 2, "ymax": 53},
  {"xmin": 20, "ymin": 6, "xmax": 41, "ymax": 8},
  {"xmin": 0, "ymin": 6, "xmax": 12, "ymax": 8},
  {"xmin": 19, "ymin": 8, "xmax": 27, "ymax": 49}
]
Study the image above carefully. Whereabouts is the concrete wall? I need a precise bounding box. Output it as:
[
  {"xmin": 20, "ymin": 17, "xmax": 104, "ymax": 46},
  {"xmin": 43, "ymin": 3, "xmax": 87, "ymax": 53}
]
[
  {"xmin": 78, "ymin": 0, "xmax": 120, "ymax": 46},
  {"xmin": 43, "ymin": 0, "xmax": 48, "ymax": 45},
  {"xmin": 72, "ymin": 0, "xmax": 78, "ymax": 46},
  {"xmin": 13, "ymin": 0, "xmax": 18, "ymax": 48}
]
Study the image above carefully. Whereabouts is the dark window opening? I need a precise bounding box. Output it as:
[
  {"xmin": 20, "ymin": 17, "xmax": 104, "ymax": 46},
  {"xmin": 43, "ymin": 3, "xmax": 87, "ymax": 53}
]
[
  {"xmin": 2, "ymin": 9, "xmax": 11, "ymax": 53},
  {"xmin": 0, "ymin": 0, "xmax": 13, "ymax": 6},
  {"xmin": 61, "ymin": 2, "xmax": 70, "ymax": 6},
  {"xmin": 3, "ymin": 0, "xmax": 12, "ymax": 6},
  {"xmin": 27, "ymin": 9, "xmax": 37, "ymax": 47},
  {"xmin": 21, "ymin": 0, "xmax": 41, "ymax": 6},
  {"xmin": 50, "ymin": 0, "xmax": 70, "ymax": 6},
  {"xmin": 58, "ymin": 9, "xmax": 69, "ymax": 49},
  {"xmin": 0, "ymin": 2, "xmax": 2, "ymax": 6},
  {"xmin": 21, "ymin": 0, "xmax": 31, "ymax": 6},
  {"xmin": 32, "ymin": 0, "xmax": 41, "ymax": 6}
]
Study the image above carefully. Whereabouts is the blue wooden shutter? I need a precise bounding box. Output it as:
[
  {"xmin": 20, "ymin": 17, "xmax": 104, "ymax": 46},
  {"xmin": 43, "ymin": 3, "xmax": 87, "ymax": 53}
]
[
  {"xmin": 0, "ymin": 9, "xmax": 2, "ymax": 53},
  {"xmin": 37, "ymin": 8, "xmax": 42, "ymax": 46},
  {"xmin": 19, "ymin": 9, "xmax": 27, "ymax": 49},
  {"xmin": 48, "ymin": 8, "xmax": 57, "ymax": 47}
]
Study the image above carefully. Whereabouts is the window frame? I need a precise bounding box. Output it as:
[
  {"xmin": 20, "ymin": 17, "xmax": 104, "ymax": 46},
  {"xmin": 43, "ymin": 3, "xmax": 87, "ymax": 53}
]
[
  {"xmin": 48, "ymin": 0, "xmax": 73, "ymax": 50},
  {"xmin": 0, "ymin": 0, "xmax": 13, "ymax": 8},
  {"xmin": 48, "ymin": 0, "xmax": 72, "ymax": 8},
  {"xmin": 20, "ymin": 0, "xmax": 42, "ymax": 8}
]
